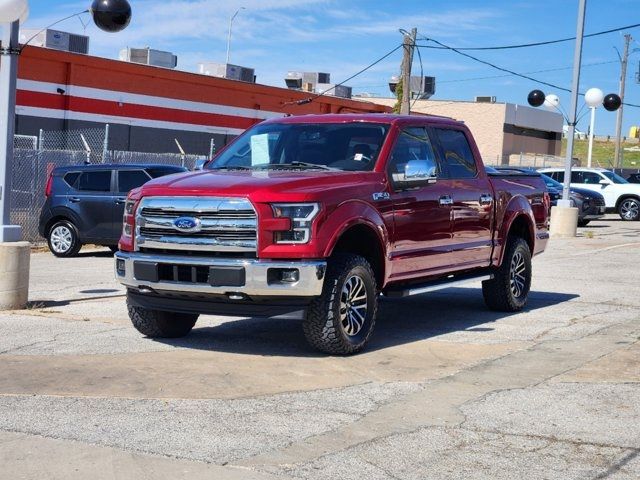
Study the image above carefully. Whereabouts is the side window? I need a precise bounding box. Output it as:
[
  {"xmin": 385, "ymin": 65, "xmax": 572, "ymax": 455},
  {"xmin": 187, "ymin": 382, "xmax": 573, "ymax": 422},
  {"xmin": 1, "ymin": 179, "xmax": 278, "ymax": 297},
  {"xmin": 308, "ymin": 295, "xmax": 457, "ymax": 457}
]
[
  {"xmin": 387, "ymin": 127, "xmax": 438, "ymax": 182},
  {"xmin": 570, "ymin": 171, "xmax": 584, "ymax": 183},
  {"xmin": 76, "ymin": 171, "xmax": 111, "ymax": 192},
  {"xmin": 118, "ymin": 170, "xmax": 151, "ymax": 193},
  {"xmin": 582, "ymin": 172, "xmax": 602, "ymax": 184},
  {"xmin": 63, "ymin": 172, "xmax": 80, "ymax": 188},
  {"xmin": 433, "ymin": 128, "xmax": 477, "ymax": 178},
  {"xmin": 550, "ymin": 171, "xmax": 564, "ymax": 182}
]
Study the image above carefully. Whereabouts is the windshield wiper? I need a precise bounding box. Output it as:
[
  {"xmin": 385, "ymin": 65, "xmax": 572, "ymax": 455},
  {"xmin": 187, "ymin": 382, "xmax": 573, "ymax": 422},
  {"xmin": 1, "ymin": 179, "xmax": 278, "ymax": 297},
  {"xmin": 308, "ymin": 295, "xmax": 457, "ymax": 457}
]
[
  {"xmin": 281, "ymin": 162, "xmax": 338, "ymax": 171},
  {"xmin": 210, "ymin": 165, "xmax": 253, "ymax": 171}
]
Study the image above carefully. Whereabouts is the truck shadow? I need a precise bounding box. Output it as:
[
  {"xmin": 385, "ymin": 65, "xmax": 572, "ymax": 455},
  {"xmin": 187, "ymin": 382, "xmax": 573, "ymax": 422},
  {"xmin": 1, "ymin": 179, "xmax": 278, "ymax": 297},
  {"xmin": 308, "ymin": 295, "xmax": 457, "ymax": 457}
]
[{"xmin": 152, "ymin": 288, "xmax": 578, "ymax": 357}]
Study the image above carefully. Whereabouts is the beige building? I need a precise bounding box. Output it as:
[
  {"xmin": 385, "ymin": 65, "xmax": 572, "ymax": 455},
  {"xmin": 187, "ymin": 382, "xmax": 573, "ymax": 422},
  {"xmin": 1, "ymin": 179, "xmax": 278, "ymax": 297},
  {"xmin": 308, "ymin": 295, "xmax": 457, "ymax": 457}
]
[{"xmin": 369, "ymin": 98, "xmax": 563, "ymax": 165}]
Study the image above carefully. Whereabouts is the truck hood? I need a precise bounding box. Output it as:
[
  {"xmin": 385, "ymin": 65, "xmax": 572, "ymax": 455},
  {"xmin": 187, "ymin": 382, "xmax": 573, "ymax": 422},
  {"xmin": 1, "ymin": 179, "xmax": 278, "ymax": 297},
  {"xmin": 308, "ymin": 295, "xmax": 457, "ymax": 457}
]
[{"xmin": 137, "ymin": 169, "xmax": 387, "ymax": 203}]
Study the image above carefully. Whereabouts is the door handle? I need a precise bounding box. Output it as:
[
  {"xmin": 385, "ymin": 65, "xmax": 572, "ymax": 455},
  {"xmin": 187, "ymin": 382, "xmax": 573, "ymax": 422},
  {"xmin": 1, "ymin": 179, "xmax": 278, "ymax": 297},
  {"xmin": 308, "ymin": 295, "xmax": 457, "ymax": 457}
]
[
  {"xmin": 439, "ymin": 195, "xmax": 453, "ymax": 206},
  {"xmin": 479, "ymin": 194, "xmax": 493, "ymax": 205},
  {"xmin": 69, "ymin": 197, "xmax": 81, "ymax": 203},
  {"xmin": 115, "ymin": 198, "xmax": 126, "ymax": 205}
]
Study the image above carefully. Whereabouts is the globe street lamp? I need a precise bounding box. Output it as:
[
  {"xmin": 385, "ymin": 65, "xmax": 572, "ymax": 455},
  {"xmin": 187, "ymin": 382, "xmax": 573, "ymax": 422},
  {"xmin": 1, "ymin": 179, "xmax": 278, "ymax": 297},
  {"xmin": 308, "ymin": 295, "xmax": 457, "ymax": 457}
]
[
  {"xmin": 0, "ymin": 0, "xmax": 131, "ymax": 309},
  {"xmin": 584, "ymin": 87, "xmax": 604, "ymax": 168}
]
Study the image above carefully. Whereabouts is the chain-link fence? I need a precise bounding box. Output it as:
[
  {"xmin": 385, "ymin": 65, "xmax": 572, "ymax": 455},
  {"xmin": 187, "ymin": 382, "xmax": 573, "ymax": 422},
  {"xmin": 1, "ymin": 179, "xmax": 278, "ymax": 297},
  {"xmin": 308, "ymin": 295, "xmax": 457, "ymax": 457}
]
[{"xmin": 9, "ymin": 126, "xmax": 209, "ymax": 243}]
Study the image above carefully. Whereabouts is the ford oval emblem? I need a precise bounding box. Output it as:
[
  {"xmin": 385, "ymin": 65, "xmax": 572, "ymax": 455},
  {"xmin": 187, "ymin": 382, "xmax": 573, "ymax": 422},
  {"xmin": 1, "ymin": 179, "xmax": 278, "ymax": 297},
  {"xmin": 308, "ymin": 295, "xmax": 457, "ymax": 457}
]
[{"xmin": 173, "ymin": 216, "xmax": 201, "ymax": 232}]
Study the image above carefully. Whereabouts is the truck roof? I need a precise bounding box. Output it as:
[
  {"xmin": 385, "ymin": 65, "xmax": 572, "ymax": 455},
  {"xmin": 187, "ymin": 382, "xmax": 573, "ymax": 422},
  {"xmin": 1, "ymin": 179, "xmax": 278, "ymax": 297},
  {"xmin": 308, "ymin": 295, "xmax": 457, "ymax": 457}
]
[{"xmin": 264, "ymin": 113, "xmax": 462, "ymax": 127}]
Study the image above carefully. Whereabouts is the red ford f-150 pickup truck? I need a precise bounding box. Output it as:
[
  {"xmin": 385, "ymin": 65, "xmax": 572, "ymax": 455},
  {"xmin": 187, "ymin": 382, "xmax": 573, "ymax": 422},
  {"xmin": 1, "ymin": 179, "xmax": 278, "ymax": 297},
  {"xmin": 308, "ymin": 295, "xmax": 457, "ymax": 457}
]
[{"xmin": 115, "ymin": 114, "xmax": 550, "ymax": 354}]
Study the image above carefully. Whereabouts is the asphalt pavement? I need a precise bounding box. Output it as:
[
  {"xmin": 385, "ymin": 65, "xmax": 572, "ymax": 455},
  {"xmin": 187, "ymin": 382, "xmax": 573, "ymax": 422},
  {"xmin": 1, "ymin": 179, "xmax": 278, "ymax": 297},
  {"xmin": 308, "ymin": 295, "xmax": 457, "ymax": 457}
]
[{"xmin": 0, "ymin": 214, "xmax": 638, "ymax": 479}]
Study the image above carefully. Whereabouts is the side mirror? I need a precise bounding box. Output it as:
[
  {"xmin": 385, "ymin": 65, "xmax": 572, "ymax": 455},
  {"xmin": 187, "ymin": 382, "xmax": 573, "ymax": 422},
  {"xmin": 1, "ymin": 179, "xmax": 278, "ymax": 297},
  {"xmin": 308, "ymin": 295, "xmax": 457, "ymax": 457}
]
[
  {"xmin": 394, "ymin": 160, "xmax": 437, "ymax": 190},
  {"xmin": 598, "ymin": 179, "xmax": 610, "ymax": 186},
  {"xmin": 193, "ymin": 158, "xmax": 208, "ymax": 171}
]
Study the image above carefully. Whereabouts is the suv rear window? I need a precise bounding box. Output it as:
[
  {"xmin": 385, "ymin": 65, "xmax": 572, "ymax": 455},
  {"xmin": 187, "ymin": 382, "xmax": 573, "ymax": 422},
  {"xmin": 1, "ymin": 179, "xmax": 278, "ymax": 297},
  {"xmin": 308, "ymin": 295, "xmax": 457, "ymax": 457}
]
[
  {"xmin": 77, "ymin": 171, "xmax": 111, "ymax": 192},
  {"xmin": 146, "ymin": 167, "xmax": 185, "ymax": 178}
]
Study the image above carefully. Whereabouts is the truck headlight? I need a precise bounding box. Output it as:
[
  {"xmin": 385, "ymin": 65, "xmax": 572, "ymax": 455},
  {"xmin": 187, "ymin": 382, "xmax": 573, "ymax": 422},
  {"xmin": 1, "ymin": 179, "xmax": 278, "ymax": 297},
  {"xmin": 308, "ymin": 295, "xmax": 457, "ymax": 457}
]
[{"xmin": 271, "ymin": 203, "xmax": 320, "ymax": 244}]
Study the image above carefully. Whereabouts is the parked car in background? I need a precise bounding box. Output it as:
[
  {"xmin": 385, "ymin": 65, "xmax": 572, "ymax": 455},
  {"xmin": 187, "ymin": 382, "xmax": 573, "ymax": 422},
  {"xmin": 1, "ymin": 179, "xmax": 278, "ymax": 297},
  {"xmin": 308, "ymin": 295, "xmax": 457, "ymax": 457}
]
[
  {"xmin": 627, "ymin": 173, "xmax": 640, "ymax": 184},
  {"xmin": 492, "ymin": 167, "xmax": 606, "ymax": 226},
  {"xmin": 39, "ymin": 164, "xmax": 187, "ymax": 257},
  {"xmin": 540, "ymin": 167, "xmax": 640, "ymax": 221}
]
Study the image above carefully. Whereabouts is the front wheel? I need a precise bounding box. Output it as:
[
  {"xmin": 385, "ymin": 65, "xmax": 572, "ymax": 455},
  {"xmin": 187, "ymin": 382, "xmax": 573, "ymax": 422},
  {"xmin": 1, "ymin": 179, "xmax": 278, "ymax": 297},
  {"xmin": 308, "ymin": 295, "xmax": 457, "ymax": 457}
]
[
  {"xmin": 303, "ymin": 254, "xmax": 378, "ymax": 355},
  {"xmin": 127, "ymin": 301, "xmax": 198, "ymax": 338},
  {"xmin": 618, "ymin": 198, "xmax": 640, "ymax": 221},
  {"xmin": 482, "ymin": 237, "xmax": 532, "ymax": 312}
]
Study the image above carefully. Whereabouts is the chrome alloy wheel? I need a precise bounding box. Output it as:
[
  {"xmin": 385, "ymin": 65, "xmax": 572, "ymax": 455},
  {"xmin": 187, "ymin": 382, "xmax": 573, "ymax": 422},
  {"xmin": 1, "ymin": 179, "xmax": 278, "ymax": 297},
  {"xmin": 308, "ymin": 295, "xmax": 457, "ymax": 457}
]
[
  {"xmin": 339, "ymin": 275, "xmax": 368, "ymax": 337},
  {"xmin": 509, "ymin": 251, "xmax": 527, "ymax": 298},
  {"xmin": 50, "ymin": 225, "xmax": 73, "ymax": 253},
  {"xmin": 620, "ymin": 199, "xmax": 639, "ymax": 220}
]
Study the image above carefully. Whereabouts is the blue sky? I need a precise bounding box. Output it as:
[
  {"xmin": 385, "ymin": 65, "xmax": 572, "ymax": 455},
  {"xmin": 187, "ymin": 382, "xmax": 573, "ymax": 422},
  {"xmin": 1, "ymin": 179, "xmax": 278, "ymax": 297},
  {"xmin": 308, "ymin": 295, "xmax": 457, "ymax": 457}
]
[{"xmin": 22, "ymin": 0, "xmax": 640, "ymax": 135}]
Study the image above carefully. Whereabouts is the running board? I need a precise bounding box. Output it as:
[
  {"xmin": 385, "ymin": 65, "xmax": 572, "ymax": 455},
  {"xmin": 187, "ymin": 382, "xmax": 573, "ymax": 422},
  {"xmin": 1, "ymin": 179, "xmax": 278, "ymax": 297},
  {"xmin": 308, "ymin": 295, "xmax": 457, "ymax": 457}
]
[{"xmin": 383, "ymin": 272, "xmax": 493, "ymax": 298}]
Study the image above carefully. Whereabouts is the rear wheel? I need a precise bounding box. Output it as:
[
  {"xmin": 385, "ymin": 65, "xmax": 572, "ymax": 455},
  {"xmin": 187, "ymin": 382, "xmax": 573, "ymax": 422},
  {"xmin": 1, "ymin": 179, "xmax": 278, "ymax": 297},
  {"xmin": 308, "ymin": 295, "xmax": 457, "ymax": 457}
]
[
  {"xmin": 303, "ymin": 254, "xmax": 378, "ymax": 355},
  {"xmin": 618, "ymin": 198, "xmax": 640, "ymax": 221},
  {"xmin": 47, "ymin": 220, "xmax": 82, "ymax": 257},
  {"xmin": 127, "ymin": 302, "xmax": 198, "ymax": 338},
  {"xmin": 482, "ymin": 237, "xmax": 532, "ymax": 312}
]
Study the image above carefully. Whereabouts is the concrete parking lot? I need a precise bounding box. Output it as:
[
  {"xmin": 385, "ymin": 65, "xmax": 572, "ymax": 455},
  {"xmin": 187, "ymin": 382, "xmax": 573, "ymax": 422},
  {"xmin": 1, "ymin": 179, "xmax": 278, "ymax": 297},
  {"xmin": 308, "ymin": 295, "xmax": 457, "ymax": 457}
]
[{"xmin": 0, "ymin": 214, "xmax": 638, "ymax": 479}]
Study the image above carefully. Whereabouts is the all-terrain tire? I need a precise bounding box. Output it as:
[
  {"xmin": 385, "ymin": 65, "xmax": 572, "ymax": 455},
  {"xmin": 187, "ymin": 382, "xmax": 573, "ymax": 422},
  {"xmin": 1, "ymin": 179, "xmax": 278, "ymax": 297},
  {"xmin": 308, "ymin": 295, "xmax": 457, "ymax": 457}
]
[
  {"xmin": 47, "ymin": 220, "xmax": 82, "ymax": 257},
  {"xmin": 482, "ymin": 237, "xmax": 532, "ymax": 312},
  {"xmin": 303, "ymin": 254, "xmax": 378, "ymax": 355},
  {"xmin": 127, "ymin": 302, "xmax": 198, "ymax": 338}
]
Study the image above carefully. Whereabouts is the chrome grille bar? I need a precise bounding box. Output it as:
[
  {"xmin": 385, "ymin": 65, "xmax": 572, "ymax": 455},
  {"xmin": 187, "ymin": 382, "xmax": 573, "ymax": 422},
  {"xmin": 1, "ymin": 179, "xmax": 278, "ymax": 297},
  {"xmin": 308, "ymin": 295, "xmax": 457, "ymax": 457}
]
[{"xmin": 135, "ymin": 197, "xmax": 257, "ymax": 253}]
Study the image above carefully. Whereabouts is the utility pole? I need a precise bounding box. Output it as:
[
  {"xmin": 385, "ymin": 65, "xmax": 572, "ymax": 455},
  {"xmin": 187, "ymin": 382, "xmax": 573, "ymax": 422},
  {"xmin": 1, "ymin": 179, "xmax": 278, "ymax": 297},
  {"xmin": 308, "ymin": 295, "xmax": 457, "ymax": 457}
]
[
  {"xmin": 613, "ymin": 34, "xmax": 632, "ymax": 169},
  {"xmin": 400, "ymin": 28, "xmax": 417, "ymax": 115}
]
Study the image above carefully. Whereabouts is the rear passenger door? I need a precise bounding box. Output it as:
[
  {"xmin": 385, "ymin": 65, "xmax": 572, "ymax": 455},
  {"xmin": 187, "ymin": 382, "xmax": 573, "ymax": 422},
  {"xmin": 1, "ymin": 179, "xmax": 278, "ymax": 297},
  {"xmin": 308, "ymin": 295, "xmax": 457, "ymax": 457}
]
[
  {"xmin": 432, "ymin": 127, "xmax": 494, "ymax": 269},
  {"xmin": 114, "ymin": 169, "xmax": 153, "ymax": 237},
  {"xmin": 70, "ymin": 170, "xmax": 115, "ymax": 242}
]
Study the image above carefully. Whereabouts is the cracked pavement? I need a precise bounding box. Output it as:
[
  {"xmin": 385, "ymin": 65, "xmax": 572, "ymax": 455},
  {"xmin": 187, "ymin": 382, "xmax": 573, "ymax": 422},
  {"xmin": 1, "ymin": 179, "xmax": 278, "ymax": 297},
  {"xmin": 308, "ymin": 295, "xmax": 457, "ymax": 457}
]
[{"xmin": 0, "ymin": 215, "xmax": 638, "ymax": 479}]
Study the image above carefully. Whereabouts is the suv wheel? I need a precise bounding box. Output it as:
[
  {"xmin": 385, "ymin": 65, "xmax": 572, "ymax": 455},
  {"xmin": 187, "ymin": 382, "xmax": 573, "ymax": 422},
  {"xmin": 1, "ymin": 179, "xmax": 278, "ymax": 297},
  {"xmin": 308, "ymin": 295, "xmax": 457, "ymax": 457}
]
[
  {"xmin": 47, "ymin": 220, "xmax": 82, "ymax": 257},
  {"xmin": 618, "ymin": 198, "xmax": 640, "ymax": 221},
  {"xmin": 127, "ymin": 301, "xmax": 198, "ymax": 338},
  {"xmin": 303, "ymin": 254, "xmax": 378, "ymax": 355},
  {"xmin": 482, "ymin": 237, "xmax": 532, "ymax": 312}
]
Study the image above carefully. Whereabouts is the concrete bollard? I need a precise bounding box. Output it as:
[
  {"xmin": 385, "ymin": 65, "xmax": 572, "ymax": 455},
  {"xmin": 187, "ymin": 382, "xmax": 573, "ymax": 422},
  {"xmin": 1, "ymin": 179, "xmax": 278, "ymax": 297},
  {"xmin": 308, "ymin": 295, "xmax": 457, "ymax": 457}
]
[
  {"xmin": 549, "ymin": 206, "xmax": 579, "ymax": 238},
  {"xmin": 0, "ymin": 242, "xmax": 30, "ymax": 310}
]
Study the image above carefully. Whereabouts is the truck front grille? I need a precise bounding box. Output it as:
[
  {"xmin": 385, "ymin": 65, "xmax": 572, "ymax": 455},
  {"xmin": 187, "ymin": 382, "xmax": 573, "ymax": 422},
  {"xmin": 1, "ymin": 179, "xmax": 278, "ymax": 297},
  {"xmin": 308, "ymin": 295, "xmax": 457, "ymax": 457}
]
[{"xmin": 135, "ymin": 197, "xmax": 257, "ymax": 254}]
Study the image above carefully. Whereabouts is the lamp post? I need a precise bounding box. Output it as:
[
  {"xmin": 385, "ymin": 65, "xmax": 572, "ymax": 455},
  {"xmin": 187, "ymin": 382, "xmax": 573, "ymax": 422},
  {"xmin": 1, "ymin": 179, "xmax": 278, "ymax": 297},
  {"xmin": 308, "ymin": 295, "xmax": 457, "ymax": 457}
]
[
  {"xmin": 0, "ymin": 0, "xmax": 131, "ymax": 309},
  {"xmin": 584, "ymin": 87, "xmax": 604, "ymax": 168},
  {"xmin": 225, "ymin": 7, "xmax": 245, "ymax": 65}
]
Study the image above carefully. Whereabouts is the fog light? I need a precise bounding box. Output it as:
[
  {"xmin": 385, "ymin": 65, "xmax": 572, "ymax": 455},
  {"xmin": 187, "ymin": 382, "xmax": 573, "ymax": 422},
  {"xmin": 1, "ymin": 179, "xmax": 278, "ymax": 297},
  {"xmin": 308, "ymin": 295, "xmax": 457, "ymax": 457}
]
[
  {"xmin": 116, "ymin": 258, "xmax": 126, "ymax": 276},
  {"xmin": 281, "ymin": 269, "xmax": 299, "ymax": 283}
]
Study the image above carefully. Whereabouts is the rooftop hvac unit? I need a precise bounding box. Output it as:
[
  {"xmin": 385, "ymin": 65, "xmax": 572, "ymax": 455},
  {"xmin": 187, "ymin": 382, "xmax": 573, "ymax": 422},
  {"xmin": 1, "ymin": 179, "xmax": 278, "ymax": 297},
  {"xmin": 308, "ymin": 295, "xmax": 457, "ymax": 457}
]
[
  {"xmin": 302, "ymin": 72, "xmax": 330, "ymax": 88},
  {"xmin": 316, "ymin": 83, "xmax": 352, "ymax": 99},
  {"xmin": 475, "ymin": 96, "xmax": 497, "ymax": 103},
  {"xmin": 285, "ymin": 71, "xmax": 303, "ymax": 89},
  {"xmin": 409, "ymin": 76, "xmax": 436, "ymax": 99},
  {"xmin": 198, "ymin": 62, "xmax": 255, "ymax": 83},
  {"xmin": 19, "ymin": 29, "xmax": 89, "ymax": 54},
  {"xmin": 119, "ymin": 47, "xmax": 178, "ymax": 69}
]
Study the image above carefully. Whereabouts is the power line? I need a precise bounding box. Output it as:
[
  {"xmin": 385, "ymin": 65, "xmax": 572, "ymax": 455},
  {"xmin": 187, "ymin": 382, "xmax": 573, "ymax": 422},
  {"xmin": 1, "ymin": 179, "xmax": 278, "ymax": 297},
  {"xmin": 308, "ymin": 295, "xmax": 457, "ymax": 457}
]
[
  {"xmin": 419, "ymin": 37, "xmax": 640, "ymax": 108},
  {"xmin": 284, "ymin": 44, "xmax": 403, "ymax": 106},
  {"xmin": 417, "ymin": 22, "xmax": 640, "ymax": 51}
]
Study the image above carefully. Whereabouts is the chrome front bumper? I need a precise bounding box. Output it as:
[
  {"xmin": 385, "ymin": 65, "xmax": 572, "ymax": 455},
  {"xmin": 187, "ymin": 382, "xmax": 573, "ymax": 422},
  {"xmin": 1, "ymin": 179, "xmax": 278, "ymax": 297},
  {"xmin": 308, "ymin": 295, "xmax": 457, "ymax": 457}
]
[{"xmin": 114, "ymin": 252, "xmax": 326, "ymax": 297}]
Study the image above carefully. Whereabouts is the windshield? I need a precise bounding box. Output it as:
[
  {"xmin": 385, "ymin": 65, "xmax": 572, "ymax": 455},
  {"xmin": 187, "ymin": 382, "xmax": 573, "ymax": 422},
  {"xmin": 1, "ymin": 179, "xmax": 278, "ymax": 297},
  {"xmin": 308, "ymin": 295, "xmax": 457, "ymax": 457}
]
[
  {"xmin": 602, "ymin": 170, "xmax": 629, "ymax": 184},
  {"xmin": 208, "ymin": 122, "xmax": 390, "ymax": 172}
]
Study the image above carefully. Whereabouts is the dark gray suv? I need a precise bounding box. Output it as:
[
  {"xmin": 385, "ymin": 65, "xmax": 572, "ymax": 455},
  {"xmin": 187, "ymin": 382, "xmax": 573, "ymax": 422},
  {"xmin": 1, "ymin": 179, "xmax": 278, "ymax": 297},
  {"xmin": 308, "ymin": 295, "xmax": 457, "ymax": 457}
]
[{"xmin": 39, "ymin": 164, "xmax": 187, "ymax": 257}]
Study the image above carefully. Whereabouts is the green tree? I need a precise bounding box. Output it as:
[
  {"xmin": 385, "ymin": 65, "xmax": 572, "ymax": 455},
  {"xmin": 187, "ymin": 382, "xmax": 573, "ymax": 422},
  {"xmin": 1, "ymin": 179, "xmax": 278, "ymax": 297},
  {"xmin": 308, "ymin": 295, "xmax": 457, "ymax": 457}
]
[{"xmin": 393, "ymin": 79, "xmax": 403, "ymax": 114}]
